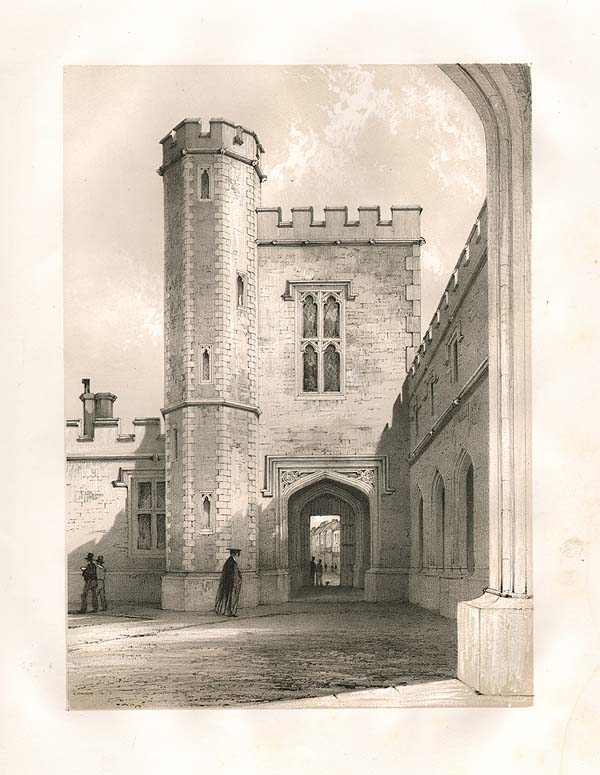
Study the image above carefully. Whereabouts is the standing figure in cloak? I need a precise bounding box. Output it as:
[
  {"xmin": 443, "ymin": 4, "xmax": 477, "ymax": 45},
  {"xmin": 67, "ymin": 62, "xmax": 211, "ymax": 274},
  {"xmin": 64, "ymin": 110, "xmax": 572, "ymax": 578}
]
[{"xmin": 215, "ymin": 548, "xmax": 242, "ymax": 616}]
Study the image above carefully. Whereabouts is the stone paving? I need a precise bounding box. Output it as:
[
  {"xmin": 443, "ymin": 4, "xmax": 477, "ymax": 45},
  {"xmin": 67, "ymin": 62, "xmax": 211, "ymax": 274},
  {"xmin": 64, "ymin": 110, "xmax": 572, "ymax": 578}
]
[{"xmin": 67, "ymin": 600, "xmax": 462, "ymax": 709}]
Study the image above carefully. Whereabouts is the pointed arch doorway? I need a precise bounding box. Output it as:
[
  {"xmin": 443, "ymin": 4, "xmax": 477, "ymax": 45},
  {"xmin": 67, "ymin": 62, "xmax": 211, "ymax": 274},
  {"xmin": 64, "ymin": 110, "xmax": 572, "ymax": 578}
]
[{"xmin": 287, "ymin": 479, "xmax": 370, "ymax": 596}]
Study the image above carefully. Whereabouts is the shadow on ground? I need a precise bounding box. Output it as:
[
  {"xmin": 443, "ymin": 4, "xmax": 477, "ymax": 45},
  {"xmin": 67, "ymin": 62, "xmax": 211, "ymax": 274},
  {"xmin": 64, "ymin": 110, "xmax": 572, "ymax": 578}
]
[{"xmin": 68, "ymin": 601, "xmax": 457, "ymax": 709}]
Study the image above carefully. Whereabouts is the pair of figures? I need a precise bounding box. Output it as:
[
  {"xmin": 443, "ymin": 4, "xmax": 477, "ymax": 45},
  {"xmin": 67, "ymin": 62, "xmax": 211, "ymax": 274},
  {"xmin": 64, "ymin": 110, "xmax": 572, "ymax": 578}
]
[
  {"xmin": 79, "ymin": 552, "xmax": 108, "ymax": 613},
  {"xmin": 310, "ymin": 556, "xmax": 324, "ymax": 587},
  {"xmin": 214, "ymin": 548, "xmax": 243, "ymax": 617}
]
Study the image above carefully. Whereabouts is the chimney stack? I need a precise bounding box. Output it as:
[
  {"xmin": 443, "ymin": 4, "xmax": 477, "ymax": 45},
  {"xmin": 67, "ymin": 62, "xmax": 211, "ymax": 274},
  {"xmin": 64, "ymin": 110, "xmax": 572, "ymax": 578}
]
[
  {"xmin": 94, "ymin": 392, "xmax": 117, "ymax": 419},
  {"xmin": 79, "ymin": 378, "xmax": 95, "ymax": 439}
]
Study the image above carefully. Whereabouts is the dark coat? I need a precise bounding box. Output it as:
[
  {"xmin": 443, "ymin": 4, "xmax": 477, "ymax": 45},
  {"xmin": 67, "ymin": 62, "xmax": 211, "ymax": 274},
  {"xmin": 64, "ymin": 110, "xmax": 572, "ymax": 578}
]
[{"xmin": 215, "ymin": 556, "xmax": 242, "ymax": 615}]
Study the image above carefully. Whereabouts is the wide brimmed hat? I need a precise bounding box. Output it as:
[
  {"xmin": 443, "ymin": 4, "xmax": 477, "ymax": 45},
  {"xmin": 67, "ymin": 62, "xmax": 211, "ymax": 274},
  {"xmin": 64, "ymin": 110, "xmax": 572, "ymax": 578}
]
[
  {"xmin": 85, "ymin": 552, "xmax": 94, "ymax": 561},
  {"xmin": 227, "ymin": 547, "xmax": 241, "ymax": 554}
]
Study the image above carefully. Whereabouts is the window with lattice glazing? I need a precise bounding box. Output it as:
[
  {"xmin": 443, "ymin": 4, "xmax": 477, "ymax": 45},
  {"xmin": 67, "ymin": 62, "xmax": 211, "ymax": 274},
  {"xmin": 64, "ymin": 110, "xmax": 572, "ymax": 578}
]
[
  {"xmin": 132, "ymin": 478, "xmax": 166, "ymax": 556},
  {"xmin": 298, "ymin": 289, "xmax": 344, "ymax": 396}
]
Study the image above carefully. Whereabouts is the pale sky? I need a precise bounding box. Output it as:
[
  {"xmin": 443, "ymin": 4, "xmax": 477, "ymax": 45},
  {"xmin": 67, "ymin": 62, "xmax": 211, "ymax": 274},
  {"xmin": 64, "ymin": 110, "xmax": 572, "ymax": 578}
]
[{"xmin": 64, "ymin": 65, "xmax": 485, "ymax": 429}]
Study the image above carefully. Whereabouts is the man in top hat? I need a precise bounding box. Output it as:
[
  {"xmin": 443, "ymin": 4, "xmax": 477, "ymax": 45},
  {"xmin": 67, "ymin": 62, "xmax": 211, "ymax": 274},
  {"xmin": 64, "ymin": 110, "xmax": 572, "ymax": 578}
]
[
  {"xmin": 214, "ymin": 548, "xmax": 242, "ymax": 617},
  {"xmin": 79, "ymin": 552, "xmax": 98, "ymax": 613},
  {"xmin": 96, "ymin": 555, "xmax": 108, "ymax": 612}
]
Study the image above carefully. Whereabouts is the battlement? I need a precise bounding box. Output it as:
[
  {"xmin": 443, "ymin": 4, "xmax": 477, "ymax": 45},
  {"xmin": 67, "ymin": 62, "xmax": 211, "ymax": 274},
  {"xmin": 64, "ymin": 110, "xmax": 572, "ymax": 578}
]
[
  {"xmin": 158, "ymin": 117, "xmax": 265, "ymax": 177},
  {"xmin": 407, "ymin": 200, "xmax": 488, "ymax": 383},
  {"xmin": 256, "ymin": 206, "xmax": 423, "ymax": 245}
]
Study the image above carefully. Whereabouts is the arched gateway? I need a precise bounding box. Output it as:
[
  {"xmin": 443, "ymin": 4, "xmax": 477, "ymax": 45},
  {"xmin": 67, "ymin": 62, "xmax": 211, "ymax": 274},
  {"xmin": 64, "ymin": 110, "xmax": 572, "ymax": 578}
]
[{"xmin": 288, "ymin": 478, "xmax": 371, "ymax": 594}]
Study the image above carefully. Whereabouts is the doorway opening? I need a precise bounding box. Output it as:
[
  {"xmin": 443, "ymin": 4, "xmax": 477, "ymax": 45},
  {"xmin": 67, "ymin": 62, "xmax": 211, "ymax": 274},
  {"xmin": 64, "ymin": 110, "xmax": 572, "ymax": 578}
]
[
  {"xmin": 287, "ymin": 479, "xmax": 370, "ymax": 598},
  {"xmin": 310, "ymin": 515, "xmax": 341, "ymax": 588}
]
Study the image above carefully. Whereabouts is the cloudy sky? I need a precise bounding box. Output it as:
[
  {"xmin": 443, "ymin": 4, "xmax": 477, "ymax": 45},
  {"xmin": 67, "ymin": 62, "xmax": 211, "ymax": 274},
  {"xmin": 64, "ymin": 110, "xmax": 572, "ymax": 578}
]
[{"xmin": 64, "ymin": 65, "xmax": 485, "ymax": 429}]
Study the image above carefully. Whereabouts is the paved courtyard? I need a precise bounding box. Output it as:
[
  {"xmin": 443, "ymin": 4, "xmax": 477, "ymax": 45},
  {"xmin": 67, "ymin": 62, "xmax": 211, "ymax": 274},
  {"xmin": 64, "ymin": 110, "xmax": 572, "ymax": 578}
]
[{"xmin": 68, "ymin": 600, "xmax": 462, "ymax": 709}]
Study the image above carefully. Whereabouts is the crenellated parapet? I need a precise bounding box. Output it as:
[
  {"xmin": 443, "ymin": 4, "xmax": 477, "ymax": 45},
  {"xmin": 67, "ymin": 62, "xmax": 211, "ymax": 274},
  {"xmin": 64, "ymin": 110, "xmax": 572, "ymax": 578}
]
[
  {"xmin": 157, "ymin": 117, "xmax": 265, "ymax": 180},
  {"xmin": 256, "ymin": 205, "xmax": 423, "ymax": 245},
  {"xmin": 406, "ymin": 200, "xmax": 488, "ymax": 384}
]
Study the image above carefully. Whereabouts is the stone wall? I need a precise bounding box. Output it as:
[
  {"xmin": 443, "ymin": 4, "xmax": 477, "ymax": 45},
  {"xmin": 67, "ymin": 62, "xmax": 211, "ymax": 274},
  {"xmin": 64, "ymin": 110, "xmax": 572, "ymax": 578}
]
[
  {"xmin": 405, "ymin": 202, "xmax": 489, "ymax": 618},
  {"xmin": 65, "ymin": 408, "xmax": 165, "ymax": 608},
  {"xmin": 256, "ymin": 206, "xmax": 422, "ymax": 601}
]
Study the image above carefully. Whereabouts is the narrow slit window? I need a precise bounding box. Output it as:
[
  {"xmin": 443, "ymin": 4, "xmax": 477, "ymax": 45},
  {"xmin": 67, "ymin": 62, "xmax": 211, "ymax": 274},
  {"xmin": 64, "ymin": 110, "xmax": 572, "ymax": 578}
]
[
  {"xmin": 201, "ymin": 494, "xmax": 212, "ymax": 530},
  {"xmin": 237, "ymin": 274, "xmax": 245, "ymax": 307},
  {"xmin": 430, "ymin": 380, "xmax": 435, "ymax": 415},
  {"xmin": 200, "ymin": 169, "xmax": 210, "ymax": 199},
  {"xmin": 171, "ymin": 427, "xmax": 178, "ymax": 461},
  {"xmin": 452, "ymin": 338, "xmax": 459, "ymax": 382},
  {"xmin": 201, "ymin": 346, "xmax": 211, "ymax": 382}
]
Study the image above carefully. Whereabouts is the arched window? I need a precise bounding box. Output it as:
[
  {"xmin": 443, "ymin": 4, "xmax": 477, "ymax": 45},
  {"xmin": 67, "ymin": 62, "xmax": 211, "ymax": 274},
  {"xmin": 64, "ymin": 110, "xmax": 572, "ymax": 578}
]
[
  {"xmin": 303, "ymin": 295, "xmax": 318, "ymax": 338},
  {"xmin": 466, "ymin": 463, "xmax": 475, "ymax": 574},
  {"xmin": 323, "ymin": 344, "xmax": 340, "ymax": 392},
  {"xmin": 455, "ymin": 450, "xmax": 475, "ymax": 575},
  {"xmin": 303, "ymin": 344, "xmax": 318, "ymax": 392},
  {"xmin": 200, "ymin": 169, "xmax": 210, "ymax": 199},
  {"xmin": 201, "ymin": 346, "xmax": 211, "ymax": 382},
  {"xmin": 323, "ymin": 294, "xmax": 340, "ymax": 338},
  {"xmin": 237, "ymin": 273, "xmax": 245, "ymax": 307},
  {"xmin": 432, "ymin": 471, "xmax": 445, "ymax": 569},
  {"xmin": 415, "ymin": 489, "xmax": 424, "ymax": 570},
  {"xmin": 201, "ymin": 494, "xmax": 212, "ymax": 530}
]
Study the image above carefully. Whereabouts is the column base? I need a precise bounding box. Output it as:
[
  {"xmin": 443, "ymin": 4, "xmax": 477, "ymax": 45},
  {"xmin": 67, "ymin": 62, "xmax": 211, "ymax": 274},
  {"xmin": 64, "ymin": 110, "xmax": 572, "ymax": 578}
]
[
  {"xmin": 457, "ymin": 591, "xmax": 533, "ymax": 696},
  {"xmin": 258, "ymin": 569, "xmax": 290, "ymax": 604},
  {"xmin": 161, "ymin": 571, "xmax": 259, "ymax": 612},
  {"xmin": 364, "ymin": 568, "xmax": 409, "ymax": 602}
]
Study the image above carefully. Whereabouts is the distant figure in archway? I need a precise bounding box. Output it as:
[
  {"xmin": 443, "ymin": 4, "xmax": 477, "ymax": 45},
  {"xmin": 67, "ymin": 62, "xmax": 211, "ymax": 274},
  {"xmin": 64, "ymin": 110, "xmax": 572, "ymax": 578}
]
[
  {"xmin": 215, "ymin": 549, "xmax": 242, "ymax": 616},
  {"xmin": 310, "ymin": 556, "xmax": 316, "ymax": 586},
  {"xmin": 316, "ymin": 559, "xmax": 323, "ymax": 587}
]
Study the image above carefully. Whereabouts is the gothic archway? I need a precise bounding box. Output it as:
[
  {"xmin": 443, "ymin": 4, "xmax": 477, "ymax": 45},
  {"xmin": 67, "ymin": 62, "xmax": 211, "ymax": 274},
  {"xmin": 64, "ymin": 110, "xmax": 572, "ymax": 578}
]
[
  {"xmin": 440, "ymin": 65, "xmax": 532, "ymax": 695},
  {"xmin": 287, "ymin": 478, "xmax": 371, "ymax": 596}
]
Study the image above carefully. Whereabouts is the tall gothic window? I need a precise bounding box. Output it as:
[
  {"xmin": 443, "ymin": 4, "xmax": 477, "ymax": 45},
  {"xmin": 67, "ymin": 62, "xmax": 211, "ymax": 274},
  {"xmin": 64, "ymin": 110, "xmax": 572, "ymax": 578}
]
[
  {"xmin": 432, "ymin": 471, "xmax": 445, "ymax": 569},
  {"xmin": 466, "ymin": 463, "xmax": 475, "ymax": 574},
  {"xmin": 416, "ymin": 490, "xmax": 424, "ymax": 570},
  {"xmin": 298, "ymin": 289, "xmax": 344, "ymax": 395}
]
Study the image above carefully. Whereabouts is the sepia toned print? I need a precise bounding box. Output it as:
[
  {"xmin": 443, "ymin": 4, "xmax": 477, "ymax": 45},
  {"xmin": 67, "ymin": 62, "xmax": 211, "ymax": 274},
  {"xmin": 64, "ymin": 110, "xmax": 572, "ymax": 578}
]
[{"xmin": 65, "ymin": 64, "xmax": 531, "ymax": 708}]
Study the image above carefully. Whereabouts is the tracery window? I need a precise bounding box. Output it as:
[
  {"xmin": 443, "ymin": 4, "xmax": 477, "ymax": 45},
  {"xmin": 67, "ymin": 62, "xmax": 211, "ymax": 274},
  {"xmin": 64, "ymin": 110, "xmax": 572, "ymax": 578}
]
[{"xmin": 297, "ymin": 288, "xmax": 345, "ymax": 396}]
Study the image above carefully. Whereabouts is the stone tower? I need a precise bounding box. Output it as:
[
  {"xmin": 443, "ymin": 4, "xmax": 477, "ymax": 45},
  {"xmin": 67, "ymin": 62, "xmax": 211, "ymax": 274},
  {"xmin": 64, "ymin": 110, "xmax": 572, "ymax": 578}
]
[{"xmin": 158, "ymin": 118, "xmax": 264, "ymax": 610}]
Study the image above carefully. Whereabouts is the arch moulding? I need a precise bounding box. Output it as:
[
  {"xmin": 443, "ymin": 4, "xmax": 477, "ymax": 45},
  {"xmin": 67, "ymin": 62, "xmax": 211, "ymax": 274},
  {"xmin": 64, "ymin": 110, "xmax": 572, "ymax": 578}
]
[{"xmin": 440, "ymin": 64, "xmax": 532, "ymax": 696}]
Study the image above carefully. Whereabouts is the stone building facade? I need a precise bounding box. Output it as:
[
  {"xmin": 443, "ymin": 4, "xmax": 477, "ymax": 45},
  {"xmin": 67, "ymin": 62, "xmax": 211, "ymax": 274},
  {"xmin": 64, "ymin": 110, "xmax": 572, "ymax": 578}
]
[
  {"xmin": 310, "ymin": 519, "xmax": 341, "ymax": 570},
  {"xmin": 65, "ymin": 117, "xmax": 488, "ymax": 621},
  {"xmin": 407, "ymin": 202, "xmax": 489, "ymax": 618},
  {"xmin": 65, "ymin": 382, "xmax": 165, "ymax": 608}
]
